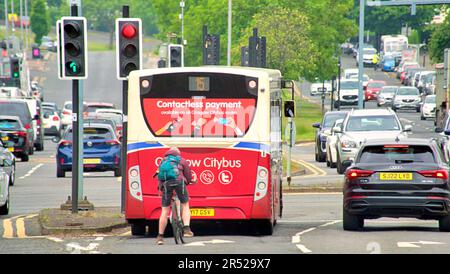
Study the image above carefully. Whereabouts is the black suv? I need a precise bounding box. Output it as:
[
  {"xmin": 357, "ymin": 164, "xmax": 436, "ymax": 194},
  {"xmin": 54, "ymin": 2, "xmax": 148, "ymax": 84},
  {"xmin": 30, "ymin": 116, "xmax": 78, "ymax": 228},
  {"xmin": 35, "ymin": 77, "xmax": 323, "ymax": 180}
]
[{"xmin": 342, "ymin": 138, "xmax": 450, "ymax": 232}]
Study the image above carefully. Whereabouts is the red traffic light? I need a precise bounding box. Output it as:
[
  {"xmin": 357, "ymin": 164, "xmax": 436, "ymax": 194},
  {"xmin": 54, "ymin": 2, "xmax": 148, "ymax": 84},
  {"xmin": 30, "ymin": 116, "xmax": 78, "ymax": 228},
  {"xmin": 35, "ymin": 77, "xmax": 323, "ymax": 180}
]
[{"xmin": 122, "ymin": 24, "xmax": 137, "ymax": 39}]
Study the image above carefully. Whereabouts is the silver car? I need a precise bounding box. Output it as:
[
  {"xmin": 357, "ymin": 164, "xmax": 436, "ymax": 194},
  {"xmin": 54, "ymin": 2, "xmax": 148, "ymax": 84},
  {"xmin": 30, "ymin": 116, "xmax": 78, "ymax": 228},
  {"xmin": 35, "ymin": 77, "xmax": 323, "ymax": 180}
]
[
  {"xmin": 0, "ymin": 157, "xmax": 11, "ymax": 215},
  {"xmin": 392, "ymin": 87, "xmax": 422, "ymax": 112},
  {"xmin": 334, "ymin": 108, "xmax": 411, "ymax": 174},
  {"xmin": 377, "ymin": 86, "xmax": 398, "ymax": 107}
]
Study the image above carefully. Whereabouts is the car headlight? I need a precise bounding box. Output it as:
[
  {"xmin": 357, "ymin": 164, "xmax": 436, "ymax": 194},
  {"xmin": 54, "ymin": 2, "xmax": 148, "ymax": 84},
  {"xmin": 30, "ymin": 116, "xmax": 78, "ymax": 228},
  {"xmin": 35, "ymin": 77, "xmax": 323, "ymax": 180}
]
[
  {"xmin": 320, "ymin": 135, "xmax": 328, "ymax": 142},
  {"xmin": 341, "ymin": 140, "xmax": 357, "ymax": 148}
]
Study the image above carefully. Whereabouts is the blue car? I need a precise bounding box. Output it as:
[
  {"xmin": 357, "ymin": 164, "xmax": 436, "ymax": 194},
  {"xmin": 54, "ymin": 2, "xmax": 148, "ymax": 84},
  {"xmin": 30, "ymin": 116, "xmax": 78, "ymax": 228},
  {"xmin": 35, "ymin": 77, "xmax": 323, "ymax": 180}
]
[
  {"xmin": 382, "ymin": 56, "xmax": 396, "ymax": 72},
  {"xmin": 312, "ymin": 111, "xmax": 348, "ymax": 162},
  {"xmin": 56, "ymin": 123, "xmax": 121, "ymax": 178}
]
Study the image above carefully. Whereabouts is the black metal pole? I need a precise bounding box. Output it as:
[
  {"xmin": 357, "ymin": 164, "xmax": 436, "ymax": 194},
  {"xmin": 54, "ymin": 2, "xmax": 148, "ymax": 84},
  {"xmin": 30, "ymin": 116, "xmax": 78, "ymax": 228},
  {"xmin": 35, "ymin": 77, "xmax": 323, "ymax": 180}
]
[
  {"xmin": 321, "ymin": 81, "xmax": 325, "ymax": 115},
  {"xmin": 121, "ymin": 5, "xmax": 129, "ymax": 214},
  {"xmin": 71, "ymin": 4, "xmax": 79, "ymax": 214},
  {"xmin": 331, "ymin": 77, "xmax": 335, "ymax": 111}
]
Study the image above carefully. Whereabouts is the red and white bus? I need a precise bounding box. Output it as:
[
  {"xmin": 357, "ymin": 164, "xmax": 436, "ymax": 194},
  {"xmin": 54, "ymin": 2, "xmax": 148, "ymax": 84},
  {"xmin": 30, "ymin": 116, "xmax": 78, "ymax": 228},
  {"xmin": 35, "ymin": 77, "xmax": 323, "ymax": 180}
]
[{"xmin": 125, "ymin": 67, "xmax": 286, "ymax": 235}]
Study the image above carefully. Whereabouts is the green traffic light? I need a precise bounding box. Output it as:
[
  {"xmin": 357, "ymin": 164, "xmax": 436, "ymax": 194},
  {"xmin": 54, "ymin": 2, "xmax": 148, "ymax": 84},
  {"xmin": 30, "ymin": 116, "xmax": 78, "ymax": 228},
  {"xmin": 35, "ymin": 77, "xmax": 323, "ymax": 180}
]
[
  {"xmin": 13, "ymin": 72, "xmax": 19, "ymax": 78},
  {"xmin": 70, "ymin": 62, "xmax": 78, "ymax": 73}
]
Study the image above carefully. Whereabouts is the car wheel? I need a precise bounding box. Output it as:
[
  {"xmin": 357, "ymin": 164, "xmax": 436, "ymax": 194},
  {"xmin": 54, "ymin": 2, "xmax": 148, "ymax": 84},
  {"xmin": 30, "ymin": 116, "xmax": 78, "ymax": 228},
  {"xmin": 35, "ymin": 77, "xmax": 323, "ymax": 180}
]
[
  {"xmin": 131, "ymin": 223, "xmax": 147, "ymax": 236},
  {"xmin": 35, "ymin": 142, "xmax": 44, "ymax": 151},
  {"xmin": 336, "ymin": 153, "xmax": 345, "ymax": 175},
  {"xmin": 439, "ymin": 214, "xmax": 450, "ymax": 232},
  {"xmin": 21, "ymin": 153, "xmax": 29, "ymax": 162},
  {"xmin": 57, "ymin": 167, "xmax": 65, "ymax": 178},
  {"xmin": 114, "ymin": 168, "xmax": 122, "ymax": 177},
  {"xmin": 416, "ymin": 108, "xmax": 421, "ymax": 113},
  {"xmin": 318, "ymin": 149, "xmax": 326, "ymax": 163},
  {"xmin": 343, "ymin": 208, "xmax": 363, "ymax": 231},
  {"xmin": 326, "ymin": 158, "xmax": 330, "ymax": 167},
  {"xmin": 421, "ymin": 115, "xmax": 425, "ymax": 120},
  {"xmin": 9, "ymin": 163, "xmax": 15, "ymax": 186},
  {"xmin": 0, "ymin": 186, "xmax": 9, "ymax": 215},
  {"xmin": 29, "ymin": 146, "xmax": 34, "ymax": 155}
]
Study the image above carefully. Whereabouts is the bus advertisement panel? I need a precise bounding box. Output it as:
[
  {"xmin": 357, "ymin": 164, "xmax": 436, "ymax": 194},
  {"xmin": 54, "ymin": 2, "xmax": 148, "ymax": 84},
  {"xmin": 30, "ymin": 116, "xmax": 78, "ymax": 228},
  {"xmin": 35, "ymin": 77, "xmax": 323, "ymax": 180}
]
[{"xmin": 125, "ymin": 67, "xmax": 284, "ymax": 236}]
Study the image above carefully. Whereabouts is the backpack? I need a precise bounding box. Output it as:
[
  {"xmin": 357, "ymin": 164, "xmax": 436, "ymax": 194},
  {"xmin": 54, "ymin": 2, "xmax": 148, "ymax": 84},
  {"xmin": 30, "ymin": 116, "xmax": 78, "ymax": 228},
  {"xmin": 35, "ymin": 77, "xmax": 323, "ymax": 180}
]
[{"xmin": 157, "ymin": 155, "xmax": 181, "ymax": 182}]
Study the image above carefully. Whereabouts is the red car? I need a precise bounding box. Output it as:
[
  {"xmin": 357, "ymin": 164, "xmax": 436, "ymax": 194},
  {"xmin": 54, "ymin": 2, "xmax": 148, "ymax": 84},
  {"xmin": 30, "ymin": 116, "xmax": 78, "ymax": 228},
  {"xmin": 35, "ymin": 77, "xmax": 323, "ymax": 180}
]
[
  {"xmin": 401, "ymin": 64, "xmax": 420, "ymax": 83},
  {"xmin": 364, "ymin": 80, "xmax": 386, "ymax": 101}
]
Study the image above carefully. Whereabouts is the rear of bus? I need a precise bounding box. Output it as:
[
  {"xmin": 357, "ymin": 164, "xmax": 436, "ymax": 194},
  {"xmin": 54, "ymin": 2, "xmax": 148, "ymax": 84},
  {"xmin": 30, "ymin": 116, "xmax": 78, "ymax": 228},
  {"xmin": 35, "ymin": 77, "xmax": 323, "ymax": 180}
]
[{"xmin": 125, "ymin": 67, "xmax": 282, "ymax": 235}]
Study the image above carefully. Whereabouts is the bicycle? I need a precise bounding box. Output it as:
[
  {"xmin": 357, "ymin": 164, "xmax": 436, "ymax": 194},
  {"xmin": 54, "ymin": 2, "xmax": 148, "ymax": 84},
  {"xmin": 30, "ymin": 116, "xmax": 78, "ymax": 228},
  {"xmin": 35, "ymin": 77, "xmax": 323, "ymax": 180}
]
[{"xmin": 170, "ymin": 194, "xmax": 185, "ymax": 244}]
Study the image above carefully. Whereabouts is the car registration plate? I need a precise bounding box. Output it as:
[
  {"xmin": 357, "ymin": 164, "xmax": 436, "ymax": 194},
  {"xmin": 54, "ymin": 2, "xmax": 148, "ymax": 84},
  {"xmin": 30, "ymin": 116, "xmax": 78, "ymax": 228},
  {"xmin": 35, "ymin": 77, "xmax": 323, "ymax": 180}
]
[
  {"xmin": 190, "ymin": 208, "xmax": 215, "ymax": 217},
  {"xmin": 380, "ymin": 173, "xmax": 413, "ymax": 181},
  {"xmin": 83, "ymin": 158, "xmax": 101, "ymax": 164},
  {"xmin": 7, "ymin": 147, "xmax": 13, "ymax": 152}
]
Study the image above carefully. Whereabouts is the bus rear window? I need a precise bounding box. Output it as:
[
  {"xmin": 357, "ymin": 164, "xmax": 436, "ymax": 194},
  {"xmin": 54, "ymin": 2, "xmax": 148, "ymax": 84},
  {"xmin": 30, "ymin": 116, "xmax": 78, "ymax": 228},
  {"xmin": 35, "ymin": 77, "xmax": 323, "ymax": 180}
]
[{"xmin": 140, "ymin": 73, "xmax": 259, "ymax": 138}]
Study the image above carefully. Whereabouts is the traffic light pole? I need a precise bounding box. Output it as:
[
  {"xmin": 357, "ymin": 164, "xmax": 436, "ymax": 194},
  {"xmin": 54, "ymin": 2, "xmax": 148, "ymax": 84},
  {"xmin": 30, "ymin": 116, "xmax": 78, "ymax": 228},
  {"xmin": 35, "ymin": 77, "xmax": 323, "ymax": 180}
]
[
  {"xmin": 71, "ymin": 4, "xmax": 79, "ymax": 213},
  {"xmin": 121, "ymin": 5, "xmax": 129, "ymax": 214}
]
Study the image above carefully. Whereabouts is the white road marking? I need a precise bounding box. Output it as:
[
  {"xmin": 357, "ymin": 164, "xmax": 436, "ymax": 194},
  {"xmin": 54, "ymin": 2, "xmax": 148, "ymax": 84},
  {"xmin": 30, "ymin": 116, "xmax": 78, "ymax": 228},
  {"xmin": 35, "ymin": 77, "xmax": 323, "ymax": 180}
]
[
  {"xmin": 296, "ymin": 244, "xmax": 312, "ymax": 253},
  {"xmin": 66, "ymin": 242, "xmax": 99, "ymax": 252},
  {"xmin": 19, "ymin": 164, "xmax": 44, "ymax": 179},
  {"xmin": 397, "ymin": 241, "xmax": 445, "ymax": 248},
  {"xmin": 284, "ymin": 193, "xmax": 342, "ymax": 196},
  {"xmin": 47, "ymin": 237, "xmax": 64, "ymax": 243},
  {"xmin": 319, "ymin": 220, "xmax": 342, "ymax": 227},
  {"xmin": 184, "ymin": 239, "xmax": 235, "ymax": 247},
  {"xmin": 95, "ymin": 237, "xmax": 104, "ymax": 241}
]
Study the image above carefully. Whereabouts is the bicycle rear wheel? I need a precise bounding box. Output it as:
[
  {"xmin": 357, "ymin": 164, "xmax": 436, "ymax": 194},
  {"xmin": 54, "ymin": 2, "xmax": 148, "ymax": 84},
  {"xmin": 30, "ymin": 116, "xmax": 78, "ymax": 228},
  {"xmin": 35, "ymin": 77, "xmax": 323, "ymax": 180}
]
[{"xmin": 171, "ymin": 204, "xmax": 183, "ymax": 244}]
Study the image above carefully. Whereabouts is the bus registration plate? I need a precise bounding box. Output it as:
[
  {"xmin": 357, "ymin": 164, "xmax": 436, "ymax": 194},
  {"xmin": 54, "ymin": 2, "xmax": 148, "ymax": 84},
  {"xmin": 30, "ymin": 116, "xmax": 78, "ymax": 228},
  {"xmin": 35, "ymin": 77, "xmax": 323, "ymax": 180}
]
[{"xmin": 190, "ymin": 208, "xmax": 214, "ymax": 217}]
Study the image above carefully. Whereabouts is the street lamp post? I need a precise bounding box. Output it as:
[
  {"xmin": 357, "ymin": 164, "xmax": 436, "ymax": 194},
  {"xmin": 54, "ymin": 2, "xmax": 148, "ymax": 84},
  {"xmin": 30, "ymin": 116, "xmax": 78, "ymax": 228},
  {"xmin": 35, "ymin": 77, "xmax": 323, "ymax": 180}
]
[
  {"xmin": 227, "ymin": 0, "xmax": 232, "ymax": 66},
  {"xmin": 338, "ymin": 58, "xmax": 341, "ymax": 111},
  {"xmin": 180, "ymin": 0, "xmax": 185, "ymax": 44},
  {"xmin": 358, "ymin": 0, "xmax": 365, "ymax": 110}
]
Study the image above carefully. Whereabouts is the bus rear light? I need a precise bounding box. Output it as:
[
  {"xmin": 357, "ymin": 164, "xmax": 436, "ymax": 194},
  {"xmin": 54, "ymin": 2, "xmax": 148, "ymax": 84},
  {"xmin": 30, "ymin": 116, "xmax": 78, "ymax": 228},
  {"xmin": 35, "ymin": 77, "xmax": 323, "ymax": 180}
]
[
  {"xmin": 128, "ymin": 165, "xmax": 143, "ymax": 202},
  {"xmin": 254, "ymin": 166, "xmax": 268, "ymax": 201}
]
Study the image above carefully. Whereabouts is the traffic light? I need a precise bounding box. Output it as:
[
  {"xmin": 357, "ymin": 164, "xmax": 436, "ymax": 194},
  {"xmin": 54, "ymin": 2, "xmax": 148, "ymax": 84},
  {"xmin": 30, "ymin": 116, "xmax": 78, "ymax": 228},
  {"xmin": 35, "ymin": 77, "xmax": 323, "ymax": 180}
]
[
  {"xmin": 168, "ymin": 44, "xmax": 184, "ymax": 68},
  {"xmin": 59, "ymin": 17, "xmax": 88, "ymax": 80},
  {"xmin": 116, "ymin": 18, "xmax": 142, "ymax": 80},
  {"xmin": 203, "ymin": 34, "xmax": 220, "ymax": 65},
  {"xmin": 259, "ymin": 36, "xmax": 266, "ymax": 68},
  {"xmin": 10, "ymin": 57, "xmax": 20, "ymax": 79}
]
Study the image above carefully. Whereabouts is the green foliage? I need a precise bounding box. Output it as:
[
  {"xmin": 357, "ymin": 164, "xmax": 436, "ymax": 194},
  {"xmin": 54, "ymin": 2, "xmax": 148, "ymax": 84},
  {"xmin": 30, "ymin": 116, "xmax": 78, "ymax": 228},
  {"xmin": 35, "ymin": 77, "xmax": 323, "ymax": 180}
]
[
  {"xmin": 429, "ymin": 16, "xmax": 450, "ymax": 63},
  {"xmin": 408, "ymin": 29, "xmax": 420, "ymax": 45},
  {"xmin": 152, "ymin": 0, "xmax": 355, "ymax": 82},
  {"xmin": 235, "ymin": 7, "xmax": 318, "ymax": 80},
  {"xmin": 30, "ymin": 0, "xmax": 50, "ymax": 45}
]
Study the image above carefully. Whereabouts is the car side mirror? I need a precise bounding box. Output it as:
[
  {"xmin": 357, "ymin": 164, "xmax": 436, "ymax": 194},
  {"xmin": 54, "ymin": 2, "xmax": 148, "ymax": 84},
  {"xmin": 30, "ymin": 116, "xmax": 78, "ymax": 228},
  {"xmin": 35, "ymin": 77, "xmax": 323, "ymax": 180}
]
[
  {"xmin": 342, "ymin": 160, "xmax": 353, "ymax": 169},
  {"xmin": 436, "ymin": 127, "xmax": 444, "ymax": 133},
  {"xmin": 403, "ymin": 125, "xmax": 412, "ymax": 132},
  {"xmin": 284, "ymin": 100, "xmax": 295, "ymax": 118},
  {"xmin": 312, "ymin": 122, "xmax": 321, "ymax": 129},
  {"xmin": 52, "ymin": 136, "xmax": 61, "ymax": 143},
  {"xmin": 333, "ymin": 126, "xmax": 342, "ymax": 134}
]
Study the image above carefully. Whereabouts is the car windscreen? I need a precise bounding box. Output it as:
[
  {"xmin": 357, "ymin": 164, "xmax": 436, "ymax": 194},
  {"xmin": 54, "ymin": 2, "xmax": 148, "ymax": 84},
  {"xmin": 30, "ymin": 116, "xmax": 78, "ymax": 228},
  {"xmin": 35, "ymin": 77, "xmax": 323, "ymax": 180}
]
[
  {"xmin": 364, "ymin": 49, "xmax": 376, "ymax": 55},
  {"xmin": 0, "ymin": 102, "xmax": 31, "ymax": 125},
  {"xmin": 340, "ymin": 81, "xmax": 359, "ymax": 89},
  {"xmin": 323, "ymin": 113, "xmax": 347, "ymax": 128},
  {"xmin": 65, "ymin": 127, "xmax": 113, "ymax": 140},
  {"xmin": 43, "ymin": 108, "xmax": 54, "ymax": 116},
  {"xmin": 359, "ymin": 145, "xmax": 435, "ymax": 164},
  {"xmin": 346, "ymin": 115, "xmax": 400, "ymax": 132},
  {"xmin": 396, "ymin": 88, "xmax": 419, "ymax": 96},
  {"xmin": 425, "ymin": 96, "xmax": 436, "ymax": 104},
  {"xmin": 380, "ymin": 87, "xmax": 397, "ymax": 95},
  {"xmin": 368, "ymin": 82, "xmax": 385, "ymax": 88},
  {"xmin": 0, "ymin": 118, "xmax": 21, "ymax": 130}
]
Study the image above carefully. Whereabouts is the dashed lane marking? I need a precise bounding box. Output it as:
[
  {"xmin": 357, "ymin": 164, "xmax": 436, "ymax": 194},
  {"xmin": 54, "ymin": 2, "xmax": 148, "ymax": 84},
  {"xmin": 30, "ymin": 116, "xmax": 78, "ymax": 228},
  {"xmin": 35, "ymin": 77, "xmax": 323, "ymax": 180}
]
[{"xmin": 18, "ymin": 164, "xmax": 44, "ymax": 180}]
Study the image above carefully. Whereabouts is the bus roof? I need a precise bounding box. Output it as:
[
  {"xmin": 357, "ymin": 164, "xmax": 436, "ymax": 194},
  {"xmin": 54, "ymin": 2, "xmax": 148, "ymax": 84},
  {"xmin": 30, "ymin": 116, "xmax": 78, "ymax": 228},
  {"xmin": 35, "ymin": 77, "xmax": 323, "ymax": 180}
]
[{"xmin": 130, "ymin": 66, "xmax": 282, "ymax": 80}]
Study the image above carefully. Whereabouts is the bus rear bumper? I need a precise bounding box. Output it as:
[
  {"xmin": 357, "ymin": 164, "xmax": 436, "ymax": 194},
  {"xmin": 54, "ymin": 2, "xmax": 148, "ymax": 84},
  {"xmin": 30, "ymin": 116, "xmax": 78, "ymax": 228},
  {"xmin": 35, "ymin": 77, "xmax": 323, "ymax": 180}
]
[{"xmin": 126, "ymin": 195, "xmax": 271, "ymax": 221}]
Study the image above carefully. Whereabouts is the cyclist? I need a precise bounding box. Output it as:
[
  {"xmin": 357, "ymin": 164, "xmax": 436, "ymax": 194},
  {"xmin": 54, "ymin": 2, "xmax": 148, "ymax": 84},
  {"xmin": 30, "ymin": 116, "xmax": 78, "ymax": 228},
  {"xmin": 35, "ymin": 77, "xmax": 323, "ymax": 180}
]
[
  {"xmin": 156, "ymin": 147, "xmax": 195, "ymax": 245},
  {"xmin": 373, "ymin": 54, "xmax": 379, "ymax": 71}
]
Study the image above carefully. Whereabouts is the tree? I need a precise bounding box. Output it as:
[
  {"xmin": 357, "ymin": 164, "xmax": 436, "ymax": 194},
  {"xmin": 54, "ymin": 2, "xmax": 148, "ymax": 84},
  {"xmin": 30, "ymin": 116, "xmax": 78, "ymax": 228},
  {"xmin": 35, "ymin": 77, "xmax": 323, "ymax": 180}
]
[
  {"xmin": 236, "ymin": 7, "xmax": 318, "ymax": 80},
  {"xmin": 83, "ymin": 0, "xmax": 121, "ymax": 49},
  {"xmin": 429, "ymin": 17, "xmax": 450, "ymax": 63},
  {"xmin": 30, "ymin": 0, "xmax": 50, "ymax": 45}
]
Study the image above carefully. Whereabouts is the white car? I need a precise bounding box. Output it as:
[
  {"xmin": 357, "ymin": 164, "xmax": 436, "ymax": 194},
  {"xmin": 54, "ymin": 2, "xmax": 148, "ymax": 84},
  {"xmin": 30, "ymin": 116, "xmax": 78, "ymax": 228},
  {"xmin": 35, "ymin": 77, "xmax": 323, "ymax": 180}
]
[
  {"xmin": 356, "ymin": 47, "xmax": 377, "ymax": 67},
  {"xmin": 349, "ymin": 74, "xmax": 370, "ymax": 88},
  {"xmin": 0, "ymin": 87, "xmax": 26, "ymax": 98},
  {"xmin": 61, "ymin": 101, "xmax": 73, "ymax": 129},
  {"xmin": 326, "ymin": 118, "xmax": 345, "ymax": 168},
  {"xmin": 334, "ymin": 79, "xmax": 359, "ymax": 109},
  {"xmin": 421, "ymin": 95, "xmax": 436, "ymax": 120},
  {"xmin": 0, "ymin": 158, "xmax": 10, "ymax": 215},
  {"xmin": 344, "ymin": 68, "xmax": 359, "ymax": 79},
  {"xmin": 95, "ymin": 109, "xmax": 123, "ymax": 115},
  {"xmin": 310, "ymin": 82, "xmax": 332, "ymax": 96},
  {"xmin": 334, "ymin": 108, "xmax": 411, "ymax": 174},
  {"xmin": 377, "ymin": 86, "xmax": 398, "ymax": 107},
  {"xmin": 42, "ymin": 107, "xmax": 61, "ymax": 136}
]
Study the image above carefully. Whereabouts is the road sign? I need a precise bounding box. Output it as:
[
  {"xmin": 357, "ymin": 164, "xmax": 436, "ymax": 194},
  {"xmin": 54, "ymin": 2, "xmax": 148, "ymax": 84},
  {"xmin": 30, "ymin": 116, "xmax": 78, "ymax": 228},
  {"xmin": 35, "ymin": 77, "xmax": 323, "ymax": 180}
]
[{"xmin": 58, "ymin": 16, "xmax": 88, "ymax": 80}]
